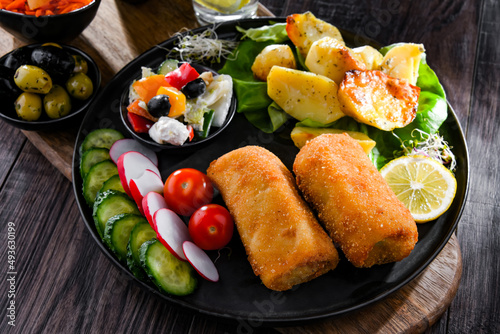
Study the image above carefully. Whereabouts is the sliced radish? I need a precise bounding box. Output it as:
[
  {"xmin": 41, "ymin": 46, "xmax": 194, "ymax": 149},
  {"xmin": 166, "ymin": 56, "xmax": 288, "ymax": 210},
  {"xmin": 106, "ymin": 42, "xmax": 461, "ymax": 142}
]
[
  {"xmin": 110, "ymin": 138, "xmax": 158, "ymax": 166},
  {"xmin": 154, "ymin": 208, "xmax": 191, "ymax": 261},
  {"xmin": 117, "ymin": 151, "xmax": 160, "ymax": 197},
  {"xmin": 129, "ymin": 170, "xmax": 164, "ymax": 214},
  {"xmin": 142, "ymin": 191, "xmax": 168, "ymax": 231},
  {"xmin": 183, "ymin": 241, "xmax": 219, "ymax": 282}
]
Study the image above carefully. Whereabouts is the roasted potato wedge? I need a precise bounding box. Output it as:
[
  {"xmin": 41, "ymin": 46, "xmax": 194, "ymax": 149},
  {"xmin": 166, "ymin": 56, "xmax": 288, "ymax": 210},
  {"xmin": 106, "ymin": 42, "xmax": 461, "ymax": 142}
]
[
  {"xmin": 305, "ymin": 37, "xmax": 366, "ymax": 85},
  {"xmin": 351, "ymin": 45, "xmax": 384, "ymax": 70},
  {"xmin": 286, "ymin": 12, "xmax": 344, "ymax": 59},
  {"xmin": 338, "ymin": 70, "xmax": 420, "ymax": 131},
  {"xmin": 251, "ymin": 44, "xmax": 297, "ymax": 81},
  {"xmin": 379, "ymin": 43, "xmax": 425, "ymax": 85},
  {"xmin": 291, "ymin": 126, "xmax": 376, "ymax": 153},
  {"xmin": 267, "ymin": 66, "xmax": 345, "ymax": 125}
]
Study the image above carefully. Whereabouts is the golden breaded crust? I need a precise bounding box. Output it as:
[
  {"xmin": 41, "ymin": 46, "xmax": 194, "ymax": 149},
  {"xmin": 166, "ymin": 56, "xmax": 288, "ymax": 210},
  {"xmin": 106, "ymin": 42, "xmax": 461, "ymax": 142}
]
[
  {"xmin": 207, "ymin": 146, "xmax": 339, "ymax": 291},
  {"xmin": 293, "ymin": 134, "xmax": 418, "ymax": 268}
]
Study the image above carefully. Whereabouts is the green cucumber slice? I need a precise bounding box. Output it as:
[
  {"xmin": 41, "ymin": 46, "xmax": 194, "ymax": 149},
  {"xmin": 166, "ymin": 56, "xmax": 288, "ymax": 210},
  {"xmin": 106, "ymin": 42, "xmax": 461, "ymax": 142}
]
[
  {"xmin": 99, "ymin": 174, "xmax": 125, "ymax": 194},
  {"xmin": 80, "ymin": 128, "xmax": 124, "ymax": 154},
  {"xmin": 80, "ymin": 147, "xmax": 110, "ymax": 178},
  {"xmin": 93, "ymin": 190, "xmax": 140, "ymax": 239},
  {"xmin": 139, "ymin": 239, "xmax": 197, "ymax": 296},
  {"xmin": 104, "ymin": 213, "xmax": 147, "ymax": 262},
  {"xmin": 127, "ymin": 221, "xmax": 157, "ymax": 279},
  {"xmin": 196, "ymin": 109, "xmax": 215, "ymax": 139},
  {"xmin": 157, "ymin": 59, "xmax": 179, "ymax": 75},
  {"xmin": 82, "ymin": 160, "xmax": 118, "ymax": 206}
]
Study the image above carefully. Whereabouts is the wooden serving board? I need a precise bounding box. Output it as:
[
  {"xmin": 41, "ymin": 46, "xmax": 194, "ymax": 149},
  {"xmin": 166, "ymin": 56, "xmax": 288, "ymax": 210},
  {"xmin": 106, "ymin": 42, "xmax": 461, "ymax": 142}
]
[{"xmin": 4, "ymin": 2, "xmax": 462, "ymax": 333}]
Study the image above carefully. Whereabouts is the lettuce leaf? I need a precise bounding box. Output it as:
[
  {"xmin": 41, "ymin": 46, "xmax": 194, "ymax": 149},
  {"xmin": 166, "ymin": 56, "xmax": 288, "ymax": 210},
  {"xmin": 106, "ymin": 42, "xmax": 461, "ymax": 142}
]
[
  {"xmin": 236, "ymin": 23, "xmax": 289, "ymax": 43},
  {"xmin": 232, "ymin": 79, "xmax": 271, "ymax": 113},
  {"xmin": 416, "ymin": 59, "xmax": 446, "ymax": 99},
  {"xmin": 393, "ymin": 91, "xmax": 448, "ymax": 143},
  {"xmin": 219, "ymin": 39, "xmax": 275, "ymax": 81},
  {"xmin": 241, "ymin": 102, "xmax": 290, "ymax": 133}
]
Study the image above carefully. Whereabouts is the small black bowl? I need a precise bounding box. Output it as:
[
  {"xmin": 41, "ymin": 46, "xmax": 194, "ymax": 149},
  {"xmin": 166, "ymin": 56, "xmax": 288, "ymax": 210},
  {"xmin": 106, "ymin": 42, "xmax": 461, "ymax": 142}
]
[
  {"xmin": 0, "ymin": 43, "xmax": 101, "ymax": 131},
  {"xmin": 120, "ymin": 64, "xmax": 236, "ymax": 153},
  {"xmin": 0, "ymin": 0, "xmax": 100, "ymax": 43}
]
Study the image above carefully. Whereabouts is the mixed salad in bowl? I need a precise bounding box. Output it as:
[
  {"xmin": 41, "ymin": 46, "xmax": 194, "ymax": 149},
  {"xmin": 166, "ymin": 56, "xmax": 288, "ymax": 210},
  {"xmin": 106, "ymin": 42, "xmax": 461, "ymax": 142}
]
[{"xmin": 124, "ymin": 59, "xmax": 233, "ymax": 146}]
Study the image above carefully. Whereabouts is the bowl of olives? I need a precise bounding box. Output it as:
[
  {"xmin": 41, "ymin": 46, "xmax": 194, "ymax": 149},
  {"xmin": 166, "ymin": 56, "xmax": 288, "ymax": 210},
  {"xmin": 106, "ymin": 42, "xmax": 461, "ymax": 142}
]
[
  {"xmin": 0, "ymin": 0, "xmax": 101, "ymax": 43},
  {"xmin": 0, "ymin": 43, "xmax": 100, "ymax": 131},
  {"xmin": 120, "ymin": 61, "xmax": 236, "ymax": 152}
]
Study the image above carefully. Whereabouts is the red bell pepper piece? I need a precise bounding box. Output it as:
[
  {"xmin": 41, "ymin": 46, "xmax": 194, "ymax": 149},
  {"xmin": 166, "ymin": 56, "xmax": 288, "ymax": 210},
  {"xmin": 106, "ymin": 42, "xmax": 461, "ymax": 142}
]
[
  {"xmin": 187, "ymin": 125, "xmax": 194, "ymax": 142},
  {"xmin": 127, "ymin": 112, "xmax": 154, "ymax": 133},
  {"xmin": 165, "ymin": 63, "xmax": 200, "ymax": 90}
]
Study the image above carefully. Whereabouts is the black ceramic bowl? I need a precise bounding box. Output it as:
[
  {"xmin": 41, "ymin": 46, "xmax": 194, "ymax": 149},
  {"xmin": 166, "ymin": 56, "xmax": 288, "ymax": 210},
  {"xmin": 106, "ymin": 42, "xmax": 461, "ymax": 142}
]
[
  {"xmin": 120, "ymin": 64, "xmax": 236, "ymax": 153},
  {"xmin": 0, "ymin": 0, "xmax": 100, "ymax": 42},
  {"xmin": 0, "ymin": 43, "xmax": 100, "ymax": 131}
]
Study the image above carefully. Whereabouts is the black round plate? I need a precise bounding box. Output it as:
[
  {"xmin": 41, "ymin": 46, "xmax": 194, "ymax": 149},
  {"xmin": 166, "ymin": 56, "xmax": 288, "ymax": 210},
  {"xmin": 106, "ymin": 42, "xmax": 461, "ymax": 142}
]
[{"xmin": 72, "ymin": 18, "xmax": 469, "ymax": 326}]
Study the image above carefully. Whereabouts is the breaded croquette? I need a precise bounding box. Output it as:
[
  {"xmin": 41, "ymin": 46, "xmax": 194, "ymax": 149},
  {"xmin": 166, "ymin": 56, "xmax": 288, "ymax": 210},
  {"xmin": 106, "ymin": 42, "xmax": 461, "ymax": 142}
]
[
  {"xmin": 293, "ymin": 134, "xmax": 418, "ymax": 268},
  {"xmin": 207, "ymin": 146, "xmax": 339, "ymax": 291}
]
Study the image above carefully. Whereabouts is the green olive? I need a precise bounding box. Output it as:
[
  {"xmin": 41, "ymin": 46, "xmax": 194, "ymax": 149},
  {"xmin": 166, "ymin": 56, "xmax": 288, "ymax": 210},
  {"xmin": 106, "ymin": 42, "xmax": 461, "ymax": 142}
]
[
  {"xmin": 14, "ymin": 92, "xmax": 42, "ymax": 121},
  {"xmin": 43, "ymin": 85, "xmax": 72, "ymax": 119},
  {"xmin": 14, "ymin": 65, "xmax": 52, "ymax": 94},
  {"xmin": 66, "ymin": 72, "xmax": 93, "ymax": 100},
  {"xmin": 72, "ymin": 55, "xmax": 88, "ymax": 74}
]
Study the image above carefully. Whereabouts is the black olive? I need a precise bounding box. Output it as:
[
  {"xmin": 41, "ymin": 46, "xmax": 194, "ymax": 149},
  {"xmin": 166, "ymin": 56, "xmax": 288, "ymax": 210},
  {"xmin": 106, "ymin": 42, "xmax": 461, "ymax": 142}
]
[
  {"xmin": 2, "ymin": 47, "xmax": 32, "ymax": 71},
  {"xmin": 181, "ymin": 78, "xmax": 206, "ymax": 99},
  {"xmin": 0, "ymin": 65, "xmax": 22, "ymax": 102},
  {"xmin": 147, "ymin": 94, "xmax": 171, "ymax": 118},
  {"xmin": 31, "ymin": 45, "xmax": 75, "ymax": 84}
]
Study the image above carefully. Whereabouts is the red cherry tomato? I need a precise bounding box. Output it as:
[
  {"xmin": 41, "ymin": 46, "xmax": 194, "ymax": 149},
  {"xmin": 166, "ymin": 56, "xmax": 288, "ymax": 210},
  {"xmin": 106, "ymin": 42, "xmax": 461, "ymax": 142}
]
[
  {"xmin": 189, "ymin": 204, "xmax": 234, "ymax": 250},
  {"xmin": 163, "ymin": 168, "xmax": 213, "ymax": 216}
]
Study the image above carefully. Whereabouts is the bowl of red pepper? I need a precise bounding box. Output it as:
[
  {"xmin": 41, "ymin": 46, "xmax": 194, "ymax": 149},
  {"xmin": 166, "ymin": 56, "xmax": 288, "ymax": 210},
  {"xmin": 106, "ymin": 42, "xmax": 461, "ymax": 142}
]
[
  {"xmin": 0, "ymin": 0, "xmax": 101, "ymax": 42},
  {"xmin": 120, "ymin": 60, "xmax": 236, "ymax": 153}
]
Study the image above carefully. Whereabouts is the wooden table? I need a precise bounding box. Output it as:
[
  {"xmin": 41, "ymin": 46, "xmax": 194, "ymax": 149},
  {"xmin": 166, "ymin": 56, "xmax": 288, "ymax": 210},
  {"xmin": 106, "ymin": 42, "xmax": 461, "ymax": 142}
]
[{"xmin": 0, "ymin": 0, "xmax": 498, "ymax": 333}]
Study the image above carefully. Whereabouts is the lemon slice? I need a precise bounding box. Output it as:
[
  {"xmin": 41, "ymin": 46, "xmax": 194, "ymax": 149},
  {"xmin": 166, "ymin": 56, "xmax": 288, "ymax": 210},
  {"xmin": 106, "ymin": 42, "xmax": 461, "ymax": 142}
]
[
  {"xmin": 380, "ymin": 155, "xmax": 457, "ymax": 223},
  {"xmin": 195, "ymin": 0, "xmax": 250, "ymax": 14}
]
